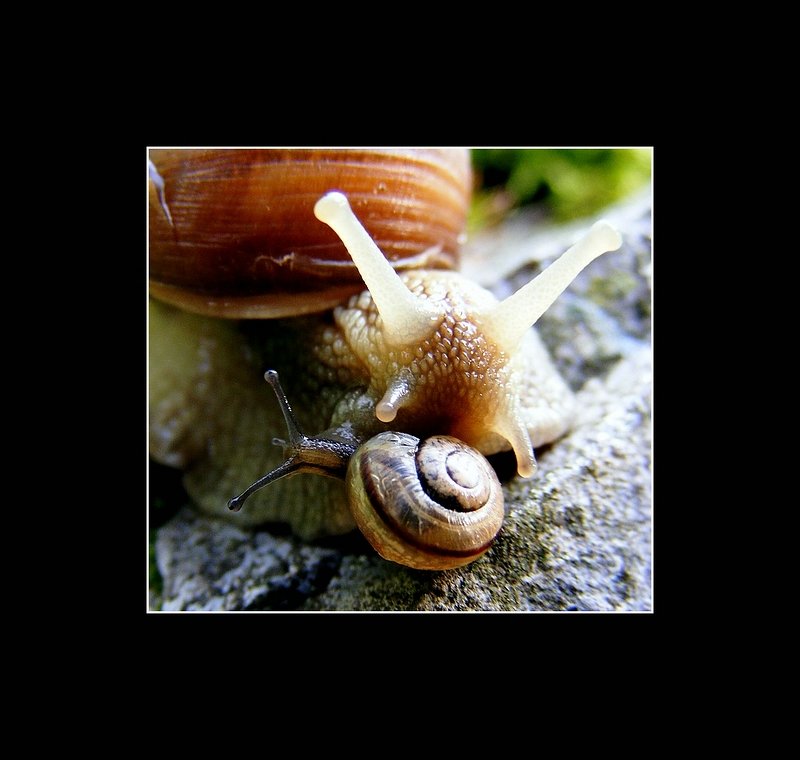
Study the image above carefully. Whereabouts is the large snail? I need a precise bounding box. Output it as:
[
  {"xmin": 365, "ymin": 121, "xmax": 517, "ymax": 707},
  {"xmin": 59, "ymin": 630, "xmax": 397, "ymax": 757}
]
[{"xmin": 148, "ymin": 149, "xmax": 622, "ymax": 570}]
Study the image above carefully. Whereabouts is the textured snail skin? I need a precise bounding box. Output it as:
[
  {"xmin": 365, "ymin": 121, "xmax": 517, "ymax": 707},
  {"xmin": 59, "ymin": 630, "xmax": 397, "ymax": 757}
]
[{"xmin": 322, "ymin": 269, "xmax": 575, "ymax": 460}]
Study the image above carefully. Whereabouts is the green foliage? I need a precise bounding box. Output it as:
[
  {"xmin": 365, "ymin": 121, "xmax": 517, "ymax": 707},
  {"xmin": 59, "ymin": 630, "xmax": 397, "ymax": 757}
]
[{"xmin": 471, "ymin": 148, "xmax": 651, "ymax": 227}]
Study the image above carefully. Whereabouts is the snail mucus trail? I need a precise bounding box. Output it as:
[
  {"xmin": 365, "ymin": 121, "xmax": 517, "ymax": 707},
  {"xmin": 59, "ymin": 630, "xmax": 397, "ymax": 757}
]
[{"xmin": 224, "ymin": 191, "xmax": 622, "ymax": 568}]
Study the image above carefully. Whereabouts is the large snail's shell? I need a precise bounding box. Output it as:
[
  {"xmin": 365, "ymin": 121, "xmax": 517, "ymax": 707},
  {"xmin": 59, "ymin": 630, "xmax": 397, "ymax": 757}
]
[{"xmin": 148, "ymin": 149, "xmax": 472, "ymax": 318}]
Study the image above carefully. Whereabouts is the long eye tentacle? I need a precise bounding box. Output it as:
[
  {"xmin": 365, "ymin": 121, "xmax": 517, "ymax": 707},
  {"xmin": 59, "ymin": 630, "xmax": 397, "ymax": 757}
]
[
  {"xmin": 227, "ymin": 370, "xmax": 357, "ymax": 513},
  {"xmin": 481, "ymin": 220, "xmax": 623, "ymax": 355},
  {"xmin": 314, "ymin": 192, "xmax": 441, "ymax": 347}
]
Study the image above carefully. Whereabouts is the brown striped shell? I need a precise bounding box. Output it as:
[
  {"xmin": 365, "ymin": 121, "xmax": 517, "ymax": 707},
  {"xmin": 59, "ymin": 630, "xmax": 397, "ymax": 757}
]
[
  {"xmin": 148, "ymin": 149, "xmax": 472, "ymax": 318},
  {"xmin": 346, "ymin": 432, "xmax": 504, "ymax": 570}
]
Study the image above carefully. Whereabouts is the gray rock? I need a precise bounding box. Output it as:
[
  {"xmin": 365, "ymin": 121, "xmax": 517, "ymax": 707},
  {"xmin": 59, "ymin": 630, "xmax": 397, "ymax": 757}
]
[
  {"xmin": 154, "ymin": 514, "xmax": 341, "ymax": 611},
  {"xmin": 303, "ymin": 346, "xmax": 652, "ymax": 611},
  {"xmin": 150, "ymin": 191, "xmax": 652, "ymax": 612}
]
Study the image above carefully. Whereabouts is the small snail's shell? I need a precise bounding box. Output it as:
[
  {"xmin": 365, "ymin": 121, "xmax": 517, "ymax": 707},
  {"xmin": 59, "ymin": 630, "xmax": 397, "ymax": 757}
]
[
  {"xmin": 148, "ymin": 149, "xmax": 472, "ymax": 318},
  {"xmin": 346, "ymin": 432, "xmax": 505, "ymax": 570}
]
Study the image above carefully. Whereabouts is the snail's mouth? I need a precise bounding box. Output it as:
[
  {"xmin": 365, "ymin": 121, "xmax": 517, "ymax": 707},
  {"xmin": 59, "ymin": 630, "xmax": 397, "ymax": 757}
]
[{"xmin": 423, "ymin": 405, "xmax": 535, "ymax": 479}]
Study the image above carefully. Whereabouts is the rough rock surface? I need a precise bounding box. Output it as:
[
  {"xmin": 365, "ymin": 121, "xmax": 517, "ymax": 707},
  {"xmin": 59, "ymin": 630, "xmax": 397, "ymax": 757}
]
[{"xmin": 149, "ymin": 190, "xmax": 652, "ymax": 612}]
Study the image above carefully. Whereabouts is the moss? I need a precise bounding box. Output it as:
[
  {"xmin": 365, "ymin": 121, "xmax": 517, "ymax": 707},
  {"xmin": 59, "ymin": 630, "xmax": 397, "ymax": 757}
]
[
  {"xmin": 587, "ymin": 270, "xmax": 640, "ymax": 307},
  {"xmin": 470, "ymin": 148, "xmax": 651, "ymax": 227}
]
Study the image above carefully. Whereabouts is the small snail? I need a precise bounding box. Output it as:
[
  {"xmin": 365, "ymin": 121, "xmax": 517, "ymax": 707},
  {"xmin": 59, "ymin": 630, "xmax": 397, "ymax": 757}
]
[{"xmin": 148, "ymin": 149, "xmax": 622, "ymax": 570}]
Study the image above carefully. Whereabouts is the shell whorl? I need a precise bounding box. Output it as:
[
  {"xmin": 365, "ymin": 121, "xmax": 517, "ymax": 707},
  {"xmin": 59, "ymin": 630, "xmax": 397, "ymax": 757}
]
[{"xmin": 346, "ymin": 432, "xmax": 505, "ymax": 570}]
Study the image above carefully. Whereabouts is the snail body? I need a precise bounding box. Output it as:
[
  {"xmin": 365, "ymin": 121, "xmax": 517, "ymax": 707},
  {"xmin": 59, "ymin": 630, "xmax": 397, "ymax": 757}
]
[{"xmin": 149, "ymin": 149, "xmax": 622, "ymax": 569}]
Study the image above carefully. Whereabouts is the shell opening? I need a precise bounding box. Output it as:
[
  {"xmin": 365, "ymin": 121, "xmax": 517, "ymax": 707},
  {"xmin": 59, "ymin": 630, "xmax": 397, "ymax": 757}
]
[
  {"xmin": 314, "ymin": 192, "xmax": 441, "ymax": 347},
  {"xmin": 481, "ymin": 220, "xmax": 623, "ymax": 356}
]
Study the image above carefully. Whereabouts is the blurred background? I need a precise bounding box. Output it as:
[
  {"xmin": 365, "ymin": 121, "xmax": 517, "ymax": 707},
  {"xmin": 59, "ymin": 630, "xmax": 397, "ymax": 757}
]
[{"xmin": 469, "ymin": 147, "xmax": 651, "ymax": 230}]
